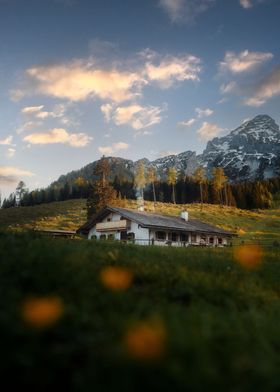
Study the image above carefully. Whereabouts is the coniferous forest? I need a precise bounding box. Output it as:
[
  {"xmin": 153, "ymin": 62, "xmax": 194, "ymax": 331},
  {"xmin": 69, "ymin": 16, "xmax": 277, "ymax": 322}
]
[{"xmin": 2, "ymin": 166, "xmax": 280, "ymax": 211}]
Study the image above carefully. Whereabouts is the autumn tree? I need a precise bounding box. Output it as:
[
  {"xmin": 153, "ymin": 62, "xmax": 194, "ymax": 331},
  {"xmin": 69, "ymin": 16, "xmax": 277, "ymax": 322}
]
[
  {"xmin": 86, "ymin": 157, "xmax": 117, "ymax": 219},
  {"xmin": 167, "ymin": 167, "xmax": 177, "ymax": 204},
  {"xmin": 146, "ymin": 166, "xmax": 158, "ymax": 206},
  {"xmin": 134, "ymin": 162, "xmax": 146, "ymax": 199},
  {"xmin": 193, "ymin": 166, "xmax": 206, "ymax": 210},
  {"xmin": 212, "ymin": 167, "xmax": 227, "ymax": 206}
]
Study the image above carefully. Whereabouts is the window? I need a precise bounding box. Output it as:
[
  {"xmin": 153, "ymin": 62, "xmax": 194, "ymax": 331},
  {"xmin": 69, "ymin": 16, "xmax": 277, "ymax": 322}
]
[
  {"xmin": 218, "ymin": 237, "xmax": 223, "ymax": 245},
  {"xmin": 171, "ymin": 232, "xmax": 178, "ymax": 242},
  {"xmin": 108, "ymin": 234, "xmax": 115, "ymax": 240},
  {"xmin": 191, "ymin": 234, "xmax": 196, "ymax": 243},
  {"xmin": 127, "ymin": 232, "xmax": 135, "ymax": 241},
  {"xmin": 100, "ymin": 234, "xmax": 106, "ymax": 240},
  {"xmin": 156, "ymin": 231, "xmax": 166, "ymax": 240},
  {"xmin": 107, "ymin": 218, "xmax": 111, "ymax": 222},
  {"xmin": 180, "ymin": 233, "xmax": 188, "ymax": 242},
  {"xmin": 209, "ymin": 237, "xmax": 214, "ymax": 244},
  {"xmin": 91, "ymin": 235, "xmax": 97, "ymax": 240}
]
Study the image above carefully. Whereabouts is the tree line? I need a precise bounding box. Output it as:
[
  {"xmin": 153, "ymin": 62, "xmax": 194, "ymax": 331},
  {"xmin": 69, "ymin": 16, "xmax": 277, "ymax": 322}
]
[{"xmin": 2, "ymin": 157, "xmax": 279, "ymax": 211}]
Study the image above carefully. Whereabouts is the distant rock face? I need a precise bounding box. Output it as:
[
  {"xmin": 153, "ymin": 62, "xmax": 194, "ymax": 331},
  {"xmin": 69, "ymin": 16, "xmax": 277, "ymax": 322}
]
[
  {"xmin": 199, "ymin": 115, "xmax": 280, "ymax": 181},
  {"xmin": 53, "ymin": 115, "xmax": 280, "ymax": 187}
]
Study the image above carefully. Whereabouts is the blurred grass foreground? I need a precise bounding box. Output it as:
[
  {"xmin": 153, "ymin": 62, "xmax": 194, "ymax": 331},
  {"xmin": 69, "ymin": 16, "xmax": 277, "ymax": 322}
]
[{"xmin": 1, "ymin": 232, "xmax": 280, "ymax": 391}]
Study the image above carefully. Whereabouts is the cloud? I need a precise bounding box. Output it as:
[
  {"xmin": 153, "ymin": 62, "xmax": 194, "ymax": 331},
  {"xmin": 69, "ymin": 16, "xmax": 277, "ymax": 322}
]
[
  {"xmin": 23, "ymin": 128, "xmax": 92, "ymax": 147},
  {"xmin": 98, "ymin": 142, "xmax": 129, "ymax": 156},
  {"xmin": 0, "ymin": 135, "xmax": 13, "ymax": 145},
  {"xmin": 10, "ymin": 89, "xmax": 25, "ymax": 102},
  {"xmin": 244, "ymin": 65, "xmax": 280, "ymax": 106},
  {"xmin": 15, "ymin": 51, "xmax": 202, "ymax": 104},
  {"xmin": 220, "ymin": 50, "xmax": 273, "ymax": 74},
  {"xmin": 220, "ymin": 81, "xmax": 238, "ymax": 94},
  {"xmin": 16, "ymin": 121, "xmax": 42, "ymax": 134},
  {"xmin": 7, "ymin": 148, "xmax": 16, "ymax": 158},
  {"xmin": 101, "ymin": 103, "xmax": 164, "ymax": 130},
  {"xmin": 158, "ymin": 0, "xmax": 216, "ymax": 23},
  {"xmin": 240, "ymin": 0, "xmax": 252, "ymax": 8},
  {"xmin": 23, "ymin": 60, "xmax": 145, "ymax": 104},
  {"xmin": 21, "ymin": 105, "xmax": 44, "ymax": 114},
  {"xmin": 197, "ymin": 122, "xmax": 222, "ymax": 140},
  {"xmin": 178, "ymin": 118, "xmax": 196, "ymax": 127},
  {"xmin": 0, "ymin": 166, "xmax": 34, "ymax": 186},
  {"xmin": 158, "ymin": 150, "xmax": 179, "ymax": 157},
  {"xmin": 21, "ymin": 103, "xmax": 70, "ymax": 120},
  {"xmin": 195, "ymin": 107, "xmax": 213, "ymax": 117},
  {"xmin": 144, "ymin": 53, "xmax": 201, "ymax": 88}
]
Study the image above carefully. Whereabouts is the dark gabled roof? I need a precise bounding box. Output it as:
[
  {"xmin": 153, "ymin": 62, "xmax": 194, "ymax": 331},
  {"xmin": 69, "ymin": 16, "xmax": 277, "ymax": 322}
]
[{"xmin": 77, "ymin": 205, "xmax": 235, "ymax": 237}]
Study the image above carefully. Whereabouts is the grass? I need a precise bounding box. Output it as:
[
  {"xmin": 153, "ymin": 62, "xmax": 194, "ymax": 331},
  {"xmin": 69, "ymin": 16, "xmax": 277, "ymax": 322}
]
[
  {"xmin": 1, "ymin": 233, "xmax": 280, "ymax": 391},
  {"xmin": 1, "ymin": 198, "xmax": 280, "ymax": 244}
]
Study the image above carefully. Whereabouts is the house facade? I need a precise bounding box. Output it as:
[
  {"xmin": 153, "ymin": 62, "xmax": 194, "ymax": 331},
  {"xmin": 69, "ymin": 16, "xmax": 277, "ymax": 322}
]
[{"xmin": 77, "ymin": 206, "xmax": 235, "ymax": 247}]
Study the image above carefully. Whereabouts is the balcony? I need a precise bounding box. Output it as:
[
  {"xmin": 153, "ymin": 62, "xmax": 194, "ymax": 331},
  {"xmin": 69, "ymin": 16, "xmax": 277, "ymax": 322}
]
[{"xmin": 96, "ymin": 220, "xmax": 128, "ymax": 232}]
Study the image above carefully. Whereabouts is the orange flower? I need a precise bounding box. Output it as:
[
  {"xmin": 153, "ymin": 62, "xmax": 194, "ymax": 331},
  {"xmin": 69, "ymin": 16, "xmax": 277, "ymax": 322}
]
[
  {"xmin": 234, "ymin": 244, "xmax": 263, "ymax": 270},
  {"xmin": 100, "ymin": 266, "xmax": 133, "ymax": 291},
  {"xmin": 124, "ymin": 320, "xmax": 166, "ymax": 361},
  {"xmin": 22, "ymin": 296, "xmax": 63, "ymax": 328}
]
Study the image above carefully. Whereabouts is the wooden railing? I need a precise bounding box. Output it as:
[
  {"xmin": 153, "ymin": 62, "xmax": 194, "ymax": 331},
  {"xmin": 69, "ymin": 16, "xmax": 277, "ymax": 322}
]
[{"xmin": 96, "ymin": 220, "xmax": 127, "ymax": 232}]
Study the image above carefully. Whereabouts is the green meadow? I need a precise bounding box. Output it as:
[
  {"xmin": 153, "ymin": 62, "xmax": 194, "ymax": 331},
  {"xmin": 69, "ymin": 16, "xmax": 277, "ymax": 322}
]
[
  {"xmin": 1, "ymin": 200, "xmax": 280, "ymax": 390},
  {"xmin": 0, "ymin": 233, "xmax": 280, "ymax": 391},
  {"xmin": 1, "ymin": 198, "xmax": 280, "ymax": 244}
]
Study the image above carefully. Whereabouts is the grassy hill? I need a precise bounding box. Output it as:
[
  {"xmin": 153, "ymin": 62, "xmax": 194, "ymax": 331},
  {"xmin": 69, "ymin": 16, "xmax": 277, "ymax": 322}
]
[
  {"xmin": 1, "ymin": 200, "xmax": 280, "ymax": 389},
  {"xmin": 1, "ymin": 199, "xmax": 280, "ymax": 244},
  {"xmin": 1, "ymin": 233, "xmax": 280, "ymax": 391}
]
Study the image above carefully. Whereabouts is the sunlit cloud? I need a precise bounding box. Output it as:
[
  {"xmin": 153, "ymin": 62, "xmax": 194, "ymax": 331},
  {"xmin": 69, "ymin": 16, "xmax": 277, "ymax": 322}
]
[
  {"xmin": 98, "ymin": 141, "xmax": 129, "ymax": 156},
  {"xmin": 0, "ymin": 166, "xmax": 34, "ymax": 186},
  {"xmin": 14, "ymin": 51, "xmax": 202, "ymax": 106},
  {"xmin": 23, "ymin": 128, "xmax": 92, "ymax": 147},
  {"xmin": 0, "ymin": 135, "xmax": 13, "ymax": 145},
  {"xmin": 23, "ymin": 60, "xmax": 145, "ymax": 103},
  {"xmin": 101, "ymin": 103, "xmax": 164, "ymax": 130},
  {"xmin": 197, "ymin": 121, "xmax": 222, "ymax": 140},
  {"xmin": 244, "ymin": 64, "xmax": 280, "ymax": 106},
  {"xmin": 144, "ymin": 53, "xmax": 201, "ymax": 88},
  {"xmin": 158, "ymin": 0, "xmax": 216, "ymax": 23},
  {"xmin": 220, "ymin": 50, "xmax": 273, "ymax": 74}
]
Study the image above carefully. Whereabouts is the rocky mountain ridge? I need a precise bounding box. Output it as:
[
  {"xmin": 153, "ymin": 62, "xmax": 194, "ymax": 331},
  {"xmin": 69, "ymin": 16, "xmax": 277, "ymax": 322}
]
[{"xmin": 53, "ymin": 115, "xmax": 280, "ymax": 187}]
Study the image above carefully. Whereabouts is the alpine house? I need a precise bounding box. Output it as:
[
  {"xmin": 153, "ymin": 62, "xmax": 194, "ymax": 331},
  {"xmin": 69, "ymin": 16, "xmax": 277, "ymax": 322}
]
[{"xmin": 77, "ymin": 205, "xmax": 235, "ymax": 247}]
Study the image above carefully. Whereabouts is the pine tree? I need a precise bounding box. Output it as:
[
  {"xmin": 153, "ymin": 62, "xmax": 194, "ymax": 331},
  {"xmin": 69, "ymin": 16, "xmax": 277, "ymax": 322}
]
[{"xmin": 15, "ymin": 181, "xmax": 28, "ymax": 206}]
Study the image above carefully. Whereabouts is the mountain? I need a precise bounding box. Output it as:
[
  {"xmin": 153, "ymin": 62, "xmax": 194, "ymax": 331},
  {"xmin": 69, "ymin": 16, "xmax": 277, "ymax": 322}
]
[
  {"xmin": 200, "ymin": 115, "xmax": 280, "ymax": 181},
  {"xmin": 52, "ymin": 115, "xmax": 280, "ymax": 187}
]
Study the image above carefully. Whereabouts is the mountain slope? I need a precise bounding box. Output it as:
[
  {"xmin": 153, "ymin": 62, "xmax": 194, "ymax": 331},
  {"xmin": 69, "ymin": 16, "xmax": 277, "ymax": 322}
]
[
  {"xmin": 53, "ymin": 115, "xmax": 280, "ymax": 187},
  {"xmin": 200, "ymin": 115, "xmax": 280, "ymax": 181}
]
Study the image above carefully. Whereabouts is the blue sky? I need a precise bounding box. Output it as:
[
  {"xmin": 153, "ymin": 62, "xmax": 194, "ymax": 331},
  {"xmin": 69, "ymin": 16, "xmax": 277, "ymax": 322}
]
[{"xmin": 0, "ymin": 0, "xmax": 280, "ymax": 198}]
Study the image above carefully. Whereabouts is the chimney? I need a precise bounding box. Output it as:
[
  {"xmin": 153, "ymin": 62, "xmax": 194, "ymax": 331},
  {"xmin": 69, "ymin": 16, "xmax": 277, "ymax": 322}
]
[
  {"xmin": 137, "ymin": 196, "xmax": 144, "ymax": 212},
  {"xmin": 180, "ymin": 210, "xmax": 188, "ymax": 221}
]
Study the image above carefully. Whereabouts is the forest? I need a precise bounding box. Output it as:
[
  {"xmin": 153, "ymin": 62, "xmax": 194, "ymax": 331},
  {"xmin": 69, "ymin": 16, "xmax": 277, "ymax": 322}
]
[{"xmin": 2, "ymin": 159, "xmax": 280, "ymax": 211}]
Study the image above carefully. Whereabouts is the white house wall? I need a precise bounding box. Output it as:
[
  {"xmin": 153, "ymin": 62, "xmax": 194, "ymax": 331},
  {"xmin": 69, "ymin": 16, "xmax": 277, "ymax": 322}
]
[{"xmin": 129, "ymin": 221, "xmax": 150, "ymax": 245}]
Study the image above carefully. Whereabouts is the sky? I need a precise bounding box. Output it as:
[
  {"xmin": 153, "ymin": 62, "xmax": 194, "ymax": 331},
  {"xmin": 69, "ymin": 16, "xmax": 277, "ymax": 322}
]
[{"xmin": 0, "ymin": 0, "xmax": 280, "ymax": 199}]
